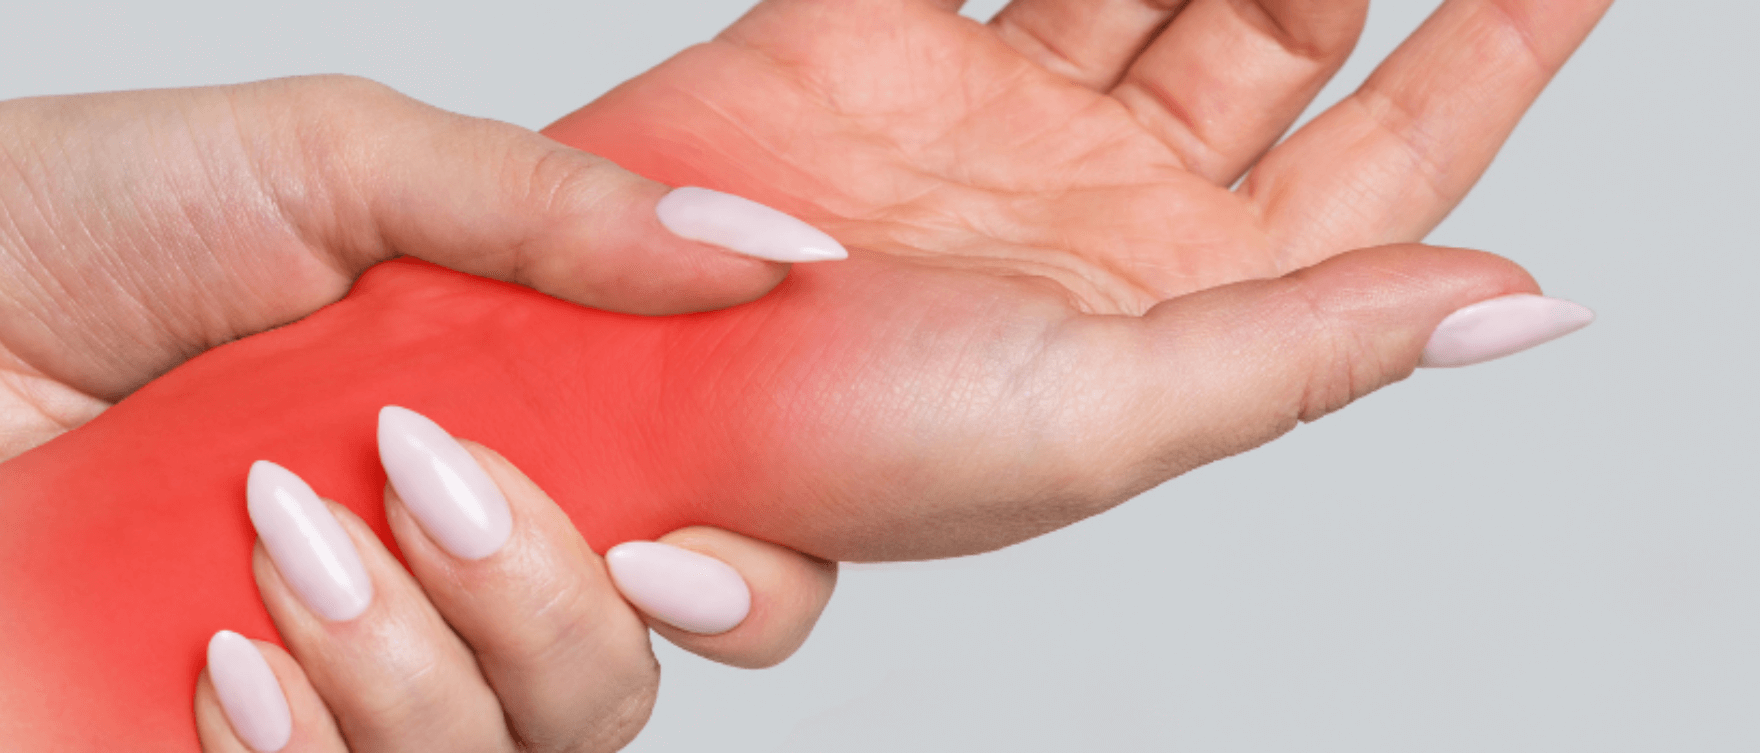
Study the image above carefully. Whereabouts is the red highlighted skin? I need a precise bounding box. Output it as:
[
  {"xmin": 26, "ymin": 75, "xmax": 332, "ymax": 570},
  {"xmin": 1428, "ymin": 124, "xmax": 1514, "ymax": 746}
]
[
  {"xmin": 0, "ymin": 255, "xmax": 816, "ymax": 749},
  {"xmin": 1, "ymin": 20, "xmax": 1252, "ymax": 748},
  {"xmin": 0, "ymin": 116, "xmax": 1090, "ymax": 749}
]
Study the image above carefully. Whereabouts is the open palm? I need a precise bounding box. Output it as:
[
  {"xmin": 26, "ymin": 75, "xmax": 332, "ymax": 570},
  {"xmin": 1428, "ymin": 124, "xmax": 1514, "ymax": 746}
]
[{"xmin": 532, "ymin": 0, "xmax": 1608, "ymax": 558}]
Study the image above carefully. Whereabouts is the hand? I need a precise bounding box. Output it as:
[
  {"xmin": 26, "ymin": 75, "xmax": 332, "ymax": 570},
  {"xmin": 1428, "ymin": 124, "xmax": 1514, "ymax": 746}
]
[
  {"xmin": 195, "ymin": 407, "xmax": 835, "ymax": 752},
  {"xmin": 532, "ymin": 0, "xmax": 1608, "ymax": 557},
  {"xmin": 0, "ymin": 76, "xmax": 844, "ymax": 750},
  {"xmin": 0, "ymin": 75, "xmax": 842, "ymax": 460}
]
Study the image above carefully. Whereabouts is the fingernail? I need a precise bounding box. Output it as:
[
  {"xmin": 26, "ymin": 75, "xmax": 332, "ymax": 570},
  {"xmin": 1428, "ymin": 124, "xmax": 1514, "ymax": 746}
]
[
  {"xmin": 377, "ymin": 406, "xmax": 511, "ymax": 560},
  {"xmin": 207, "ymin": 631, "xmax": 292, "ymax": 753},
  {"xmin": 655, "ymin": 186, "xmax": 847, "ymax": 262},
  {"xmin": 605, "ymin": 541, "xmax": 752, "ymax": 635},
  {"xmin": 247, "ymin": 461, "xmax": 373, "ymax": 621},
  {"xmin": 1419, "ymin": 294, "xmax": 1595, "ymax": 368}
]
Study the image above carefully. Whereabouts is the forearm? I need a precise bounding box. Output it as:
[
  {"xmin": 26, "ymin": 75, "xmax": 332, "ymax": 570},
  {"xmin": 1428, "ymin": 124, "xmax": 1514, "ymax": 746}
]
[{"xmin": 0, "ymin": 257, "xmax": 807, "ymax": 749}]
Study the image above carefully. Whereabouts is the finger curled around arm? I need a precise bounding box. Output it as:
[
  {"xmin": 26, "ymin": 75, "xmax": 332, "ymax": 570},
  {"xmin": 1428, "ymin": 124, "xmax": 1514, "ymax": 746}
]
[
  {"xmin": 383, "ymin": 437, "xmax": 662, "ymax": 752},
  {"xmin": 609, "ymin": 526, "xmax": 838, "ymax": 669},
  {"xmin": 229, "ymin": 75, "xmax": 840, "ymax": 316}
]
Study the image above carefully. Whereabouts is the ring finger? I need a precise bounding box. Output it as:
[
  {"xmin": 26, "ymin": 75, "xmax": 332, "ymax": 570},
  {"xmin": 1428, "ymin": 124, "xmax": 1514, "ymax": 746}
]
[{"xmin": 375, "ymin": 406, "xmax": 659, "ymax": 751}]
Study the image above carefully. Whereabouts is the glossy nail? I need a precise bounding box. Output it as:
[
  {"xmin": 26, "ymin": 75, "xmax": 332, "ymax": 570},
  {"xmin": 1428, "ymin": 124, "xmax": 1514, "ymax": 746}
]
[
  {"xmin": 377, "ymin": 406, "xmax": 511, "ymax": 560},
  {"xmin": 247, "ymin": 461, "xmax": 373, "ymax": 621},
  {"xmin": 207, "ymin": 631, "xmax": 292, "ymax": 753},
  {"xmin": 1419, "ymin": 294, "xmax": 1595, "ymax": 368},
  {"xmin": 605, "ymin": 541, "xmax": 751, "ymax": 635},
  {"xmin": 656, "ymin": 186, "xmax": 847, "ymax": 262}
]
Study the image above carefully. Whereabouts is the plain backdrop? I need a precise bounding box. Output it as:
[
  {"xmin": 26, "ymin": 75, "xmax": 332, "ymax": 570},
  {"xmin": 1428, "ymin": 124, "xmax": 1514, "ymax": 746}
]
[{"xmin": 4, "ymin": 1, "xmax": 1755, "ymax": 750}]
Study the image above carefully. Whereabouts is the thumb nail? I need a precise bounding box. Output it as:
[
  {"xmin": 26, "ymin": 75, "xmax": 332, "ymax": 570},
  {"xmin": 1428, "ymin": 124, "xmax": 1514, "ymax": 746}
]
[
  {"xmin": 655, "ymin": 187, "xmax": 847, "ymax": 263},
  {"xmin": 1420, "ymin": 294, "xmax": 1595, "ymax": 368}
]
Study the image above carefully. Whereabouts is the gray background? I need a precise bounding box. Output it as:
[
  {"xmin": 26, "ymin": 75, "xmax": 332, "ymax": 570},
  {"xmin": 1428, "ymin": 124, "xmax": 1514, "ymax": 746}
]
[{"xmin": 5, "ymin": 0, "xmax": 1755, "ymax": 749}]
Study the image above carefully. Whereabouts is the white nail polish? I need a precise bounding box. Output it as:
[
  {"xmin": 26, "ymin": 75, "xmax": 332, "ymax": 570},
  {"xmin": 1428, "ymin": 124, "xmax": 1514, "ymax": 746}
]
[
  {"xmin": 1420, "ymin": 294, "xmax": 1595, "ymax": 368},
  {"xmin": 377, "ymin": 406, "xmax": 511, "ymax": 560},
  {"xmin": 207, "ymin": 631, "xmax": 292, "ymax": 753},
  {"xmin": 247, "ymin": 461, "xmax": 373, "ymax": 621},
  {"xmin": 605, "ymin": 541, "xmax": 751, "ymax": 635},
  {"xmin": 655, "ymin": 186, "xmax": 848, "ymax": 262}
]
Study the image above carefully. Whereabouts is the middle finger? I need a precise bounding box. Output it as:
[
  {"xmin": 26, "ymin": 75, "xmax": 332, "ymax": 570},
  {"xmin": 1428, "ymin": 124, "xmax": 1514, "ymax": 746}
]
[
  {"xmin": 989, "ymin": 0, "xmax": 1193, "ymax": 90},
  {"xmin": 1109, "ymin": 0, "xmax": 1370, "ymax": 185},
  {"xmin": 375, "ymin": 406, "xmax": 660, "ymax": 752},
  {"xmin": 246, "ymin": 461, "xmax": 515, "ymax": 752}
]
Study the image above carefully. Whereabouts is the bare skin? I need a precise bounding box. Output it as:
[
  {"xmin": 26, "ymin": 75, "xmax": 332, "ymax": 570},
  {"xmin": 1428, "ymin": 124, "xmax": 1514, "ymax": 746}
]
[
  {"xmin": 539, "ymin": 0, "xmax": 1611, "ymax": 556},
  {"xmin": 0, "ymin": 1, "xmax": 1612, "ymax": 748},
  {"xmin": 0, "ymin": 0, "xmax": 1609, "ymax": 554},
  {"xmin": 195, "ymin": 441, "xmax": 834, "ymax": 753}
]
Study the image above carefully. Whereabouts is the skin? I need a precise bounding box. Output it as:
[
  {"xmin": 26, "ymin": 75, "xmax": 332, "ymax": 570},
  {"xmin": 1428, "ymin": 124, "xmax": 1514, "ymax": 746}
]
[
  {"xmin": 535, "ymin": 0, "xmax": 1609, "ymax": 557},
  {"xmin": 194, "ymin": 441, "xmax": 835, "ymax": 752},
  {"xmin": 3, "ymin": 0, "xmax": 1612, "ymax": 557},
  {"xmin": 0, "ymin": 42, "xmax": 842, "ymax": 753},
  {"xmin": 0, "ymin": 0, "xmax": 1612, "ymax": 748}
]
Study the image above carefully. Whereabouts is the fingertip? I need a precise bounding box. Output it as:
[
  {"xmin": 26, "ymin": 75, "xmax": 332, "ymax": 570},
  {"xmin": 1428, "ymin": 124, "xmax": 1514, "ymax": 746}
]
[
  {"xmin": 204, "ymin": 633, "xmax": 293, "ymax": 749},
  {"xmin": 1113, "ymin": 243, "xmax": 1560, "ymax": 484},
  {"xmin": 655, "ymin": 186, "xmax": 849, "ymax": 263},
  {"xmin": 505, "ymin": 158, "xmax": 807, "ymax": 316},
  {"xmin": 631, "ymin": 527, "xmax": 837, "ymax": 669},
  {"xmin": 345, "ymin": 98, "xmax": 806, "ymax": 317},
  {"xmin": 198, "ymin": 633, "xmax": 297, "ymax": 753},
  {"xmin": 606, "ymin": 541, "xmax": 752, "ymax": 636},
  {"xmin": 376, "ymin": 408, "xmax": 511, "ymax": 561}
]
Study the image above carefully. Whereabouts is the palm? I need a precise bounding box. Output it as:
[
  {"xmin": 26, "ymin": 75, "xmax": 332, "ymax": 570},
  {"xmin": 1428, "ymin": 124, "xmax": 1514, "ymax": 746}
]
[
  {"xmin": 568, "ymin": 1, "xmax": 1266, "ymax": 314},
  {"xmin": 532, "ymin": 0, "xmax": 1606, "ymax": 558}
]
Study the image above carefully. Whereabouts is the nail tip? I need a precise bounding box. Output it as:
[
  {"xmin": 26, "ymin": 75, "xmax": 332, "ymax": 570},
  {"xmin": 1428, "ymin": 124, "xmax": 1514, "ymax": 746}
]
[
  {"xmin": 206, "ymin": 629, "xmax": 240, "ymax": 657},
  {"xmin": 377, "ymin": 404, "xmax": 421, "ymax": 436},
  {"xmin": 801, "ymin": 243, "xmax": 849, "ymax": 261},
  {"xmin": 658, "ymin": 186, "xmax": 847, "ymax": 264},
  {"xmin": 1562, "ymin": 301, "xmax": 1597, "ymax": 328},
  {"xmin": 1419, "ymin": 295, "xmax": 1595, "ymax": 369},
  {"xmin": 207, "ymin": 630, "xmax": 292, "ymax": 752},
  {"xmin": 606, "ymin": 541, "xmax": 751, "ymax": 635},
  {"xmin": 375, "ymin": 405, "xmax": 512, "ymax": 560},
  {"xmin": 247, "ymin": 459, "xmax": 280, "ymax": 480},
  {"xmin": 245, "ymin": 460, "xmax": 374, "ymax": 623}
]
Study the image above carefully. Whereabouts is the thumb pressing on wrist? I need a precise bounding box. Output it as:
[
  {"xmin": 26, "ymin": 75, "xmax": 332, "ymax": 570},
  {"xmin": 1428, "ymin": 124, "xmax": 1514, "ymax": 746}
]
[
  {"xmin": 0, "ymin": 75, "xmax": 844, "ymax": 456},
  {"xmin": 258, "ymin": 76, "xmax": 844, "ymax": 316}
]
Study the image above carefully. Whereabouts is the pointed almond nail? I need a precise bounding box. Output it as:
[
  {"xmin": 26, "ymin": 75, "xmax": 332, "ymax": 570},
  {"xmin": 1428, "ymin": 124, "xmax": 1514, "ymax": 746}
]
[
  {"xmin": 377, "ymin": 406, "xmax": 512, "ymax": 560},
  {"xmin": 656, "ymin": 186, "xmax": 847, "ymax": 262},
  {"xmin": 247, "ymin": 461, "xmax": 373, "ymax": 621},
  {"xmin": 1420, "ymin": 294, "xmax": 1595, "ymax": 368},
  {"xmin": 207, "ymin": 630, "xmax": 292, "ymax": 752},
  {"xmin": 606, "ymin": 541, "xmax": 751, "ymax": 635}
]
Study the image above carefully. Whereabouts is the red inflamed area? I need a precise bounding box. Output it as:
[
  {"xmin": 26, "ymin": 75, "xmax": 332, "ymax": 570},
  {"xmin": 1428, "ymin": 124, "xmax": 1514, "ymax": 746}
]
[{"xmin": 0, "ymin": 111, "xmax": 863, "ymax": 750}]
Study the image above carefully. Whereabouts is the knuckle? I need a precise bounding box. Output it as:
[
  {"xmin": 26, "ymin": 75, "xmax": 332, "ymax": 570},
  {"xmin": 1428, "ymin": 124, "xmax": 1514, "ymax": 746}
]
[
  {"xmin": 1276, "ymin": 275, "xmax": 1400, "ymax": 424},
  {"xmin": 287, "ymin": 73, "xmax": 403, "ymax": 108},
  {"xmin": 514, "ymin": 142, "xmax": 618, "ymax": 220},
  {"xmin": 339, "ymin": 653, "xmax": 451, "ymax": 729},
  {"xmin": 601, "ymin": 669, "xmax": 661, "ymax": 750}
]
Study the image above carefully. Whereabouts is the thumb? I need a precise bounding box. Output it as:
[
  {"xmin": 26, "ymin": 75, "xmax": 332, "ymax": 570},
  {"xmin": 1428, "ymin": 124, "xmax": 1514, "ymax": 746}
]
[
  {"xmin": 1086, "ymin": 244, "xmax": 1592, "ymax": 496},
  {"xmin": 252, "ymin": 76, "xmax": 844, "ymax": 315}
]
